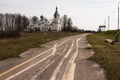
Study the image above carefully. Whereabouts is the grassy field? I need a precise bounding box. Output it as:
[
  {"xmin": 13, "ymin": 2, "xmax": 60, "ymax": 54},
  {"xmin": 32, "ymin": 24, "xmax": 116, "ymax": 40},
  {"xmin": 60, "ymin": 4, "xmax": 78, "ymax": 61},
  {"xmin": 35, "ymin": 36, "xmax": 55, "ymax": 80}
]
[
  {"xmin": 87, "ymin": 31, "xmax": 120, "ymax": 80},
  {"xmin": 0, "ymin": 32, "xmax": 80, "ymax": 60}
]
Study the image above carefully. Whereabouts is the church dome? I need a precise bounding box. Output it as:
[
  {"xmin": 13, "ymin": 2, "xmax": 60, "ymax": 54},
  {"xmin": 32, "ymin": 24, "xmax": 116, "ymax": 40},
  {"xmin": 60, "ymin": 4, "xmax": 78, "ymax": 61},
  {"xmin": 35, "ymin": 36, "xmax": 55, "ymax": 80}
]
[{"xmin": 40, "ymin": 15, "xmax": 44, "ymax": 21}]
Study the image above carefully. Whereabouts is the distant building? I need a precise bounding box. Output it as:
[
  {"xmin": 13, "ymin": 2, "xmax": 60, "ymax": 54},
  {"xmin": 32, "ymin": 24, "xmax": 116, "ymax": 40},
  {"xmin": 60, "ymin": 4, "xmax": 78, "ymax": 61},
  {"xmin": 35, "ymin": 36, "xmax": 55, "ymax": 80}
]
[
  {"xmin": 98, "ymin": 25, "xmax": 106, "ymax": 32},
  {"xmin": 0, "ymin": 7, "xmax": 63, "ymax": 32},
  {"xmin": 28, "ymin": 15, "xmax": 50, "ymax": 32},
  {"xmin": 27, "ymin": 7, "xmax": 62, "ymax": 32},
  {"xmin": 38, "ymin": 15, "xmax": 50, "ymax": 32},
  {"xmin": 51, "ymin": 7, "xmax": 62, "ymax": 32}
]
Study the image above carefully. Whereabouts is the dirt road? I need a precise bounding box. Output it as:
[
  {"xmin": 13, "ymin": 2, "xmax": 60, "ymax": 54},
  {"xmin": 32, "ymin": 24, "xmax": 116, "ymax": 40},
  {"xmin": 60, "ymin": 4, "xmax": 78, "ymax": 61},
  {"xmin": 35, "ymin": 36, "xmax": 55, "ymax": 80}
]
[{"xmin": 0, "ymin": 34, "xmax": 105, "ymax": 80}]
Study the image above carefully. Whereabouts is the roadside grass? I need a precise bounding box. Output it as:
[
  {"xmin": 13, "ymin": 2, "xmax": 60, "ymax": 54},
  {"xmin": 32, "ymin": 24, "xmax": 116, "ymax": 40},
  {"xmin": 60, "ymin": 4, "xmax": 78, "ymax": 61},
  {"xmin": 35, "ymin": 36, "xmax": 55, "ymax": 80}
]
[
  {"xmin": 87, "ymin": 32, "xmax": 120, "ymax": 80},
  {"xmin": 0, "ymin": 32, "xmax": 80, "ymax": 60}
]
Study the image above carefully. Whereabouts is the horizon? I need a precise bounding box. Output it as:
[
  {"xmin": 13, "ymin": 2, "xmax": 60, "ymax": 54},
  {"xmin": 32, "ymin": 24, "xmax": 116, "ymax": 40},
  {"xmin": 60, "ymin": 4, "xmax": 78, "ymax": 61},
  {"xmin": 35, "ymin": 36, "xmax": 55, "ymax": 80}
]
[{"xmin": 0, "ymin": 0, "xmax": 119, "ymax": 31}]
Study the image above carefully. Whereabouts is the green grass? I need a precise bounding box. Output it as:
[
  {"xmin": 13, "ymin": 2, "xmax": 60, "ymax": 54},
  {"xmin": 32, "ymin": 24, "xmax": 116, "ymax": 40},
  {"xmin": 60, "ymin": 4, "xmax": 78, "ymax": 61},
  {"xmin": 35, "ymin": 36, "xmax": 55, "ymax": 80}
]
[
  {"xmin": 0, "ymin": 32, "xmax": 80, "ymax": 60},
  {"xmin": 87, "ymin": 32, "xmax": 120, "ymax": 80}
]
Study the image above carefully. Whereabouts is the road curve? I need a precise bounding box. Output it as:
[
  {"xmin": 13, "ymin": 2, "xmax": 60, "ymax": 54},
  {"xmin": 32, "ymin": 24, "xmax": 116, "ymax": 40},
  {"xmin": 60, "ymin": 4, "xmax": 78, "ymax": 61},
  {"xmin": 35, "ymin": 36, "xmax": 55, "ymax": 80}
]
[{"xmin": 0, "ymin": 33, "xmax": 105, "ymax": 80}]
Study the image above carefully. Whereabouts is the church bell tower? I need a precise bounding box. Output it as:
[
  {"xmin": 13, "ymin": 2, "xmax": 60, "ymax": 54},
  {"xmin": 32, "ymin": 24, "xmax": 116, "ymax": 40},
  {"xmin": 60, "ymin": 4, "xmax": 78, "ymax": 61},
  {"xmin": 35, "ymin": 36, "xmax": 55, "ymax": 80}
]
[{"xmin": 51, "ymin": 7, "xmax": 61, "ymax": 32}]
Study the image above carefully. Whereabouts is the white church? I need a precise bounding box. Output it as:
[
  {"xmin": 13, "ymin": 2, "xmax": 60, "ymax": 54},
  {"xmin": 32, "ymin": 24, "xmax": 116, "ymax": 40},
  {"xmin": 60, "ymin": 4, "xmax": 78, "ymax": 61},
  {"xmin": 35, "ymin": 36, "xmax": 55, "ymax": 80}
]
[{"xmin": 28, "ymin": 7, "xmax": 62, "ymax": 32}]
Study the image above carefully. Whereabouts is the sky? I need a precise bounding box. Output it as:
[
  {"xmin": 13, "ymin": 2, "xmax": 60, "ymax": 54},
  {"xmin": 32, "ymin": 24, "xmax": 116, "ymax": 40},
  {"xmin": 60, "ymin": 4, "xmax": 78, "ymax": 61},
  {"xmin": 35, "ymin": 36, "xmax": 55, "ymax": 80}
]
[{"xmin": 0, "ymin": 0, "xmax": 119, "ymax": 31}]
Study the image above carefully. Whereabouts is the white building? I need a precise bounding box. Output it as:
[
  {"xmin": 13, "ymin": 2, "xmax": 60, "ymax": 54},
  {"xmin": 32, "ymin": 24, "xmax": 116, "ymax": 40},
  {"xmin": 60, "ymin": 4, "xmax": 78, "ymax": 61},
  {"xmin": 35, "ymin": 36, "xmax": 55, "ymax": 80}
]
[
  {"xmin": 28, "ymin": 15, "xmax": 50, "ymax": 32},
  {"xmin": 51, "ymin": 7, "xmax": 62, "ymax": 32},
  {"xmin": 38, "ymin": 15, "xmax": 50, "ymax": 32},
  {"xmin": 28, "ymin": 7, "xmax": 62, "ymax": 32}
]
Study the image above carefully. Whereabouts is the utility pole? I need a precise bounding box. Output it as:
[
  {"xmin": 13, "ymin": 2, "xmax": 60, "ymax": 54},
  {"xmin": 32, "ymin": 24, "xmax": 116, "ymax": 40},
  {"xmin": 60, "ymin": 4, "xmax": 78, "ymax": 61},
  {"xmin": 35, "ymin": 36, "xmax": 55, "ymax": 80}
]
[
  {"xmin": 108, "ymin": 16, "xmax": 110, "ymax": 30},
  {"xmin": 107, "ymin": 11, "xmax": 114, "ymax": 30},
  {"xmin": 118, "ymin": 2, "xmax": 120, "ymax": 30},
  {"xmin": 104, "ymin": 20, "xmax": 106, "ymax": 31}
]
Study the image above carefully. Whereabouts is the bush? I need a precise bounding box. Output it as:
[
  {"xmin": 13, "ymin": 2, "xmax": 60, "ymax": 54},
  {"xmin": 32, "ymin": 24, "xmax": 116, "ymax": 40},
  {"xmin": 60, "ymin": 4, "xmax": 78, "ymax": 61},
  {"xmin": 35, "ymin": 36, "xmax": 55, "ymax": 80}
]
[
  {"xmin": 103, "ymin": 30, "xmax": 119, "ymax": 35},
  {"xmin": 0, "ymin": 31, "xmax": 20, "ymax": 39}
]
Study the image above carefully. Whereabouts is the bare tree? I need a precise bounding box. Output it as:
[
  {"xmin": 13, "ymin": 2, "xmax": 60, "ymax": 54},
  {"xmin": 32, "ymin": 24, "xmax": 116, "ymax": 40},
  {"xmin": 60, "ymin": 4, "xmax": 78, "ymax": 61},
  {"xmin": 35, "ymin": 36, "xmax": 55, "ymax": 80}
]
[
  {"xmin": 11, "ymin": 14, "xmax": 15, "ymax": 31},
  {"xmin": 5, "ymin": 13, "xmax": 9, "ymax": 32},
  {"xmin": 21, "ymin": 16, "xmax": 29, "ymax": 31},
  {"xmin": 62, "ymin": 15, "xmax": 68, "ymax": 31},
  {"xmin": 0, "ymin": 13, "xmax": 3, "ymax": 31},
  {"xmin": 15, "ymin": 14, "xmax": 22, "ymax": 31},
  {"xmin": 31, "ymin": 16, "xmax": 38, "ymax": 25},
  {"xmin": 67, "ymin": 18, "xmax": 73, "ymax": 31}
]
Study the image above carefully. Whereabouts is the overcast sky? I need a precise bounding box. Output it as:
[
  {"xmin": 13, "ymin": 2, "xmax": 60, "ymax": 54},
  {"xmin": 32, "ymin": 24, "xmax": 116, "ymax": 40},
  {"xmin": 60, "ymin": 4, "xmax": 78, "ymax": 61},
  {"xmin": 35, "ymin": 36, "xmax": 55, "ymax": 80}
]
[{"xmin": 0, "ymin": 0, "xmax": 119, "ymax": 30}]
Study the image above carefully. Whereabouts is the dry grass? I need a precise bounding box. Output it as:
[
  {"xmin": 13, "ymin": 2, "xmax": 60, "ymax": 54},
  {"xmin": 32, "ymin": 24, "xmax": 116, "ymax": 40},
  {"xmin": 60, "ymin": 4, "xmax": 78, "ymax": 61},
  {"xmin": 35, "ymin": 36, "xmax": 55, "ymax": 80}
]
[
  {"xmin": 0, "ymin": 32, "xmax": 80, "ymax": 60},
  {"xmin": 87, "ymin": 33, "xmax": 120, "ymax": 80}
]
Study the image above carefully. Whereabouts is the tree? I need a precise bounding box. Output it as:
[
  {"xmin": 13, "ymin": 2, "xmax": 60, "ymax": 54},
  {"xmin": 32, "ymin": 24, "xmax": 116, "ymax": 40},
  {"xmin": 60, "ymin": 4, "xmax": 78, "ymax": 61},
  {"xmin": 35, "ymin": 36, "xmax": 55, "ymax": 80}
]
[
  {"xmin": 11, "ymin": 14, "xmax": 15, "ymax": 31},
  {"xmin": 0, "ymin": 13, "xmax": 3, "ymax": 31},
  {"xmin": 21, "ymin": 16, "xmax": 29, "ymax": 31},
  {"xmin": 0, "ymin": 13, "xmax": 30, "ymax": 38},
  {"xmin": 62, "ymin": 15, "xmax": 68, "ymax": 31},
  {"xmin": 67, "ymin": 18, "xmax": 73, "ymax": 31},
  {"xmin": 15, "ymin": 14, "xmax": 22, "ymax": 31},
  {"xmin": 31, "ymin": 16, "xmax": 38, "ymax": 25},
  {"xmin": 5, "ymin": 13, "xmax": 9, "ymax": 31}
]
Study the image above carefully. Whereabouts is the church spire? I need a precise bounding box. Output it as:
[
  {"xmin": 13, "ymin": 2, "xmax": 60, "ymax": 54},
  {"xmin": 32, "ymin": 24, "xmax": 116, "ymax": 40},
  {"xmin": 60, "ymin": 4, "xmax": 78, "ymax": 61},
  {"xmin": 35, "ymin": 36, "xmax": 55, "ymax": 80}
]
[
  {"xmin": 56, "ymin": 7, "xmax": 58, "ymax": 11},
  {"xmin": 54, "ymin": 7, "xmax": 59, "ymax": 18}
]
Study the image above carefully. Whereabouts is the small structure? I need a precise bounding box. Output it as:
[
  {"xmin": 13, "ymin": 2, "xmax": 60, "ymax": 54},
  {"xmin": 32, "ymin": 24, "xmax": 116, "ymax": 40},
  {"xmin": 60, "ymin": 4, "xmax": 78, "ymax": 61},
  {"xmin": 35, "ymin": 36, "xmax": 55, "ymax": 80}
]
[{"xmin": 98, "ymin": 25, "xmax": 106, "ymax": 32}]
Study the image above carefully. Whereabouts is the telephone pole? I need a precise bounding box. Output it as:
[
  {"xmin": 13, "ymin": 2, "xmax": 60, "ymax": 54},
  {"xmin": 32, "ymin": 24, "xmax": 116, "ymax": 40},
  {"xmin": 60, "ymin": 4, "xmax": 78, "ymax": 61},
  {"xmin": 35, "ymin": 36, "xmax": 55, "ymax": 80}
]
[{"xmin": 118, "ymin": 1, "xmax": 120, "ymax": 30}]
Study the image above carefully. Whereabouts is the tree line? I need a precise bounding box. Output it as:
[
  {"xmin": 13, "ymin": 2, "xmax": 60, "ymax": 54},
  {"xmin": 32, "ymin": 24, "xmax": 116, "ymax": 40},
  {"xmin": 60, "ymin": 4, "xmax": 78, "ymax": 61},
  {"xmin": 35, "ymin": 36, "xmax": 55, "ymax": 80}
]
[
  {"xmin": 0, "ymin": 13, "xmax": 80, "ymax": 38},
  {"xmin": 0, "ymin": 13, "xmax": 29, "ymax": 38},
  {"xmin": 62, "ymin": 15, "xmax": 79, "ymax": 32}
]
